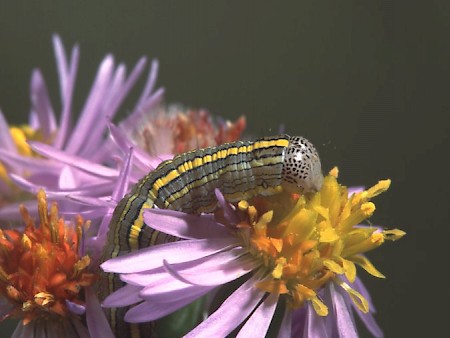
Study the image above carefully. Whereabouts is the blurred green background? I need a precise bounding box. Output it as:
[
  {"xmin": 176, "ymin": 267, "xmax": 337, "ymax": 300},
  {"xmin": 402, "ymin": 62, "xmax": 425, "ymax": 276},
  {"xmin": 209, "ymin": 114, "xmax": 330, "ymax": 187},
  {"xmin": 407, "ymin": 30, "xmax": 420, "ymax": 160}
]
[{"xmin": 0, "ymin": 1, "xmax": 448, "ymax": 337}]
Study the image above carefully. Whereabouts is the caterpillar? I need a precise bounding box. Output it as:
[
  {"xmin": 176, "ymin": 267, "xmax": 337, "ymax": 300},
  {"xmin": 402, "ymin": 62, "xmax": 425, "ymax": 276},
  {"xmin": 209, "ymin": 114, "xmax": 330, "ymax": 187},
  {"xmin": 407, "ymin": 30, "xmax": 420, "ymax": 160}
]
[{"xmin": 100, "ymin": 134, "xmax": 324, "ymax": 337}]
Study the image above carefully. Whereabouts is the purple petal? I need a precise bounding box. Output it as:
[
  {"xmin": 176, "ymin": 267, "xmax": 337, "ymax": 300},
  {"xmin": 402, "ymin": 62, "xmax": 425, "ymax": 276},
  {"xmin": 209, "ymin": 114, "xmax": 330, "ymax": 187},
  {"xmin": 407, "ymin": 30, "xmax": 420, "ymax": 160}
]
[
  {"xmin": 236, "ymin": 293, "xmax": 279, "ymax": 338},
  {"xmin": 329, "ymin": 283, "xmax": 358, "ymax": 338},
  {"xmin": 348, "ymin": 186, "xmax": 365, "ymax": 196},
  {"xmin": 304, "ymin": 303, "xmax": 329, "ymax": 338},
  {"xmin": 0, "ymin": 148, "xmax": 59, "ymax": 174},
  {"xmin": 52, "ymin": 35, "xmax": 69, "ymax": 97},
  {"xmin": 277, "ymin": 305, "xmax": 292, "ymax": 338},
  {"xmin": 65, "ymin": 55, "xmax": 114, "ymax": 155},
  {"xmin": 185, "ymin": 274, "xmax": 265, "ymax": 338},
  {"xmin": 53, "ymin": 36, "xmax": 79, "ymax": 149},
  {"xmin": 353, "ymin": 276, "xmax": 376, "ymax": 311},
  {"xmin": 0, "ymin": 110, "xmax": 16, "ymax": 152},
  {"xmin": 66, "ymin": 300, "xmax": 86, "ymax": 315},
  {"xmin": 163, "ymin": 254, "xmax": 258, "ymax": 286},
  {"xmin": 122, "ymin": 247, "xmax": 245, "ymax": 287},
  {"xmin": 29, "ymin": 141, "xmax": 118, "ymax": 178},
  {"xmin": 102, "ymin": 284, "xmax": 143, "ymax": 307},
  {"xmin": 349, "ymin": 278, "xmax": 383, "ymax": 338},
  {"xmin": 59, "ymin": 165, "xmax": 77, "ymax": 189},
  {"xmin": 215, "ymin": 189, "xmax": 238, "ymax": 225},
  {"xmin": 85, "ymin": 286, "xmax": 115, "ymax": 338},
  {"xmin": 101, "ymin": 237, "xmax": 238, "ymax": 273},
  {"xmin": 137, "ymin": 87, "xmax": 164, "ymax": 116},
  {"xmin": 112, "ymin": 147, "xmax": 133, "ymax": 202},
  {"xmin": 143, "ymin": 208, "xmax": 231, "ymax": 240},
  {"xmin": 109, "ymin": 123, "xmax": 163, "ymax": 173},
  {"xmin": 30, "ymin": 69, "xmax": 56, "ymax": 139},
  {"xmin": 107, "ymin": 57, "xmax": 147, "ymax": 119},
  {"xmin": 0, "ymin": 200, "xmax": 38, "ymax": 221},
  {"xmin": 131, "ymin": 59, "xmax": 159, "ymax": 114},
  {"xmin": 125, "ymin": 286, "xmax": 211, "ymax": 323},
  {"xmin": 141, "ymin": 281, "xmax": 214, "ymax": 304},
  {"xmin": 353, "ymin": 308, "xmax": 384, "ymax": 338}
]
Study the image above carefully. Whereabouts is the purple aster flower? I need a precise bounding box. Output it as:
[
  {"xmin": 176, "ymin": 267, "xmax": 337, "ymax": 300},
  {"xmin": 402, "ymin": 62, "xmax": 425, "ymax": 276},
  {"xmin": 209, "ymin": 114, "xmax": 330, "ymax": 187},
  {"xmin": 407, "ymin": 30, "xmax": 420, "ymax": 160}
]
[
  {"xmin": 101, "ymin": 168, "xmax": 405, "ymax": 337},
  {"xmin": 0, "ymin": 35, "xmax": 163, "ymax": 221}
]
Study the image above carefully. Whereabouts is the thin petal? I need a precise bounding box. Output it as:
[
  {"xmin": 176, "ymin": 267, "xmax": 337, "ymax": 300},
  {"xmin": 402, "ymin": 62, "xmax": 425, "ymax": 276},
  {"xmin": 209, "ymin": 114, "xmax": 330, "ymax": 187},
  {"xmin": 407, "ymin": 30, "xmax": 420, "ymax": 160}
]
[
  {"xmin": 141, "ymin": 282, "xmax": 214, "ymax": 304},
  {"xmin": 53, "ymin": 36, "xmax": 79, "ymax": 149},
  {"xmin": 215, "ymin": 189, "xmax": 238, "ymax": 224},
  {"xmin": 85, "ymin": 286, "xmax": 115, "ymax": 338},
  {"xmin": 123, "ymin": 247, "xmax": 246, "ymax": 286},
  {"xmin": 125, "ymin": 286, "xmax": 211, "ymax": 323},
  {"xmin": 30, "ymin": 69, "xmax": 56, "ymax": 139},
  {"xmin": 65, "ymin": 55, "xmax": 114, "ymax": 154},
  {"xmin": 304, "ymin": 303, "xmax": 329, "ymax": 338},
  {"xmin": 185, "ymin": 274, "xmax": 265, "ymax": 338},
  {"xmin": 236, "ymin": 293, "xmax": 279, "ymax": 338},
  {"xmin": 102, "ymin": 284, "xmax": 143, "ymax": 307},
  {"xmin": 143, "ymin": 208, "xmax": 231, "ymax": 239},
  {"xmin": 29, "ymin": 141, "xmax": 119, "ymax": 178},
  {"xmin": 163, "ymin": 254, "xmax": 258, "ymax": 286},
  {"xmin": 329, "ymin": 283, "xmax": 358, "ymax": 338},
  {"xmin": 0, "ymin": 110, "xmax": 16, "ymax": 152},
  {"xmin": 101, "ymin": 237, "xmax": 239, "ymax": 273},
  {"xmin": 109, "ymin": 123, "xmax": 163, "ymax": 172},
  {"xmin": 277, "ymin": 305, "xmax": 292, "ymax": 338},
  {"xmin": 66, "ymin": 300, "xmax": 85, "ymax": 315}
]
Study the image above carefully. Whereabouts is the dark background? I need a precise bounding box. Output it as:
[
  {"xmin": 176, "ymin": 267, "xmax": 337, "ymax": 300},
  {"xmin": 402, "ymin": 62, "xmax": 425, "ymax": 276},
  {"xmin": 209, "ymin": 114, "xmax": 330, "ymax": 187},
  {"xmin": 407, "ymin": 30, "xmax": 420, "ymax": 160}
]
[{"xmin": 1, "ymin": 1, "xmax": 448, "ymax": 337}]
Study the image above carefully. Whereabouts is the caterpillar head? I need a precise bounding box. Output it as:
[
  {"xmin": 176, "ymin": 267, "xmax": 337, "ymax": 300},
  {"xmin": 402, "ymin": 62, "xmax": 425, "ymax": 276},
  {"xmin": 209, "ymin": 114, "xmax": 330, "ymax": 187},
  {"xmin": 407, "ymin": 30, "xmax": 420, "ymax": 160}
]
[{"xmin": 282, "ymin": 136, "xmax": 324, "ymax": 194}]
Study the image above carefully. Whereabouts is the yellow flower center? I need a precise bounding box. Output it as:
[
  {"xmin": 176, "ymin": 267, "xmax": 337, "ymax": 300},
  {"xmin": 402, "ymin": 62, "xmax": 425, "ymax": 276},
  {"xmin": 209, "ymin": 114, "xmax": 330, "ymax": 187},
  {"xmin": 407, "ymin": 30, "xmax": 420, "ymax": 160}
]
[
  {"xmin": 0, "ymin": 190, "xmax": 95, "ymax": 325},
  {"xmin": 0, "ymin": 125, "xmax": 45, "ymax": 191},
  {"xmin": 237, "ymin": 168, "xmax": 405, "ymax": 316}
]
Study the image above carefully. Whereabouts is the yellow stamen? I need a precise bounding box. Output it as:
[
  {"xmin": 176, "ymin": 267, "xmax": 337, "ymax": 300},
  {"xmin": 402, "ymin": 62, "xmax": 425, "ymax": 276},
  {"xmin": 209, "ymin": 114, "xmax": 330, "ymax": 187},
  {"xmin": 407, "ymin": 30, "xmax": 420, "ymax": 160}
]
[{"xmin": 239, "ymin": 169, "xmax": 404, "ymax": 318}]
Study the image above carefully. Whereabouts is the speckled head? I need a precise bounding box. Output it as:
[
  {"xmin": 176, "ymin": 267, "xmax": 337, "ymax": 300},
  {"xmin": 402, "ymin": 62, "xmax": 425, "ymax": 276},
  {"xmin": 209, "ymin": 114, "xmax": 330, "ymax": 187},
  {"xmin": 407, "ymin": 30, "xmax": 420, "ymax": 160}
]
[{"xmin": 282, "ymin": 136, "xmax": 324, "ymax": 194}]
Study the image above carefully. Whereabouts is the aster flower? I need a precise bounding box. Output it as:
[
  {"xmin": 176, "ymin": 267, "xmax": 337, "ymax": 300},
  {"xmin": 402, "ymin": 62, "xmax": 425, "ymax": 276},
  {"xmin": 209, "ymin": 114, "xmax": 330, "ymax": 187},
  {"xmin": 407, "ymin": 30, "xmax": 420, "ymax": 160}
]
[
  {"xmin": 0, "ymin": 34, "xmax": 163, "ymax": 221},
  {"xmin": 101, "ymin": 168, "xmax": 405, "ymax": 337},
  {"xmin": 121, "ymin": 104, "xmax": 246, "ymax": 157},
  {"xmin": 0, "ymin": 189, "xmax": 114, "ymax": 338}
]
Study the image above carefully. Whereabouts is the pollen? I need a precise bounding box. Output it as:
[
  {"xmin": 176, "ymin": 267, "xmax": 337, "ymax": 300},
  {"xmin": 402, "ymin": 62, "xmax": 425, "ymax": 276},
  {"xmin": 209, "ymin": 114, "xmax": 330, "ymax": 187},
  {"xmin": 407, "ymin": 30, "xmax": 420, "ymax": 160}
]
[
  {"xmin": 0, "ymin": 189, "xmax": 95, "ymax": 325},
  {"xmin": 238, "ymin": 168, "xmax": 405, "ymax": 316}
]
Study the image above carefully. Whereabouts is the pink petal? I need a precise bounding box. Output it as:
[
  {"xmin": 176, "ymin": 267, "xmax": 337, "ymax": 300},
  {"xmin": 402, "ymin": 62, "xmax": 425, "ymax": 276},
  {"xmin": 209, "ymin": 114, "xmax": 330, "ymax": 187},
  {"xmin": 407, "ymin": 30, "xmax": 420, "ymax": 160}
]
[
  {"xmin": 236, "ymin": 293, "xmax": 279, "ymax": 338},
  {"xmin": 185, "ymin": 274, "xmax": 265, "ymax": 338},
  {"xmin": 101, "ymin": 237, "xmax": 238, "ymax": 273},
  {"xmin": 143, "ymin": 208, "xmax": 231, "ymax": 239},
  {"xmin": 85, "ymin": 286, "xmax": 115, "ymax": 338}
]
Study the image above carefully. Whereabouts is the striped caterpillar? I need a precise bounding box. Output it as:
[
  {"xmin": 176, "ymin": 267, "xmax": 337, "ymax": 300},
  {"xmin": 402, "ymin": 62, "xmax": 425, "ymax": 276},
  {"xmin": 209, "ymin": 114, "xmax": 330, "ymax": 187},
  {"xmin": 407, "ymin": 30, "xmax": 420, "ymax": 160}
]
[{"xmin": 100, "ymin": 134, "xmax": 324, "ymax": 336}]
